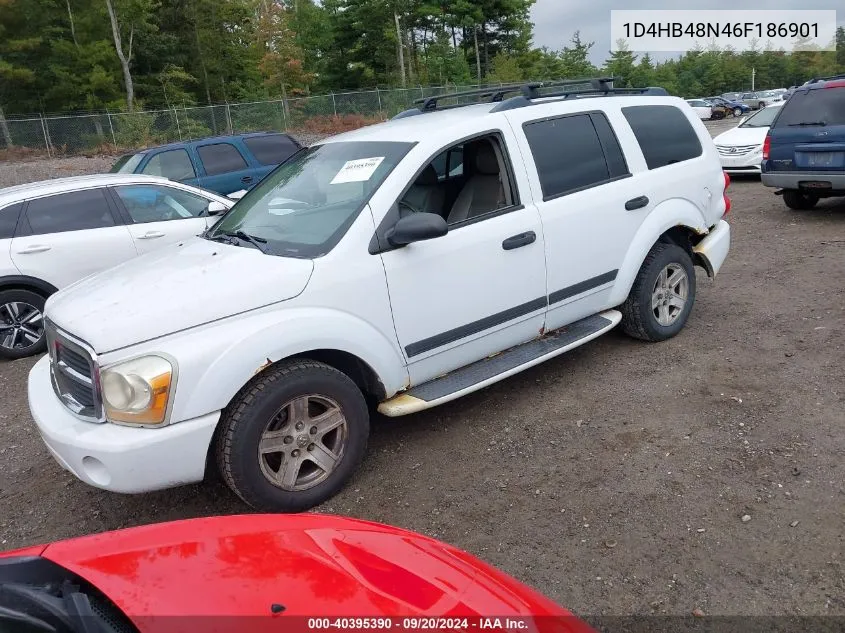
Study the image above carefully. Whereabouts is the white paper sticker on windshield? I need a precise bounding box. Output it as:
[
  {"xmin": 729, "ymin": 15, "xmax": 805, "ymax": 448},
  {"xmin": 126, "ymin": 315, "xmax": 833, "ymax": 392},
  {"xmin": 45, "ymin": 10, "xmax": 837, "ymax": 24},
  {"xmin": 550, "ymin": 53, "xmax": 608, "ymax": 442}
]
[{"xmin": 330, "ymin": 157, "xmax": 385, "ymax": 184}]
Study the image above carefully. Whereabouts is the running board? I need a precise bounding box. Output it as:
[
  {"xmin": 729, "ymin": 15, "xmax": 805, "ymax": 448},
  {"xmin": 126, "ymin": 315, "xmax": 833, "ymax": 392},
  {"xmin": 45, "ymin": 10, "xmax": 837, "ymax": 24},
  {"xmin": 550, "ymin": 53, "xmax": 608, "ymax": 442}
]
[{"xmin": 378, "ymin": 310, "xmax": 622, "ymax": 417}]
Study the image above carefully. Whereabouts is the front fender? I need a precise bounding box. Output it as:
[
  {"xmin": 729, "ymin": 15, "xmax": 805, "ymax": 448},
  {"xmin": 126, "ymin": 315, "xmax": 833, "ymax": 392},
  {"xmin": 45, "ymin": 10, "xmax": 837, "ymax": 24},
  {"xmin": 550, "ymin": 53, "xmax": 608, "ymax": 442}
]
[
  {"xmin": 100, "ymin": 307, "xmax": 409, "ymax": 424},
  {"xmin": 608, "ymin": 198, "xmax": 709, "ymax": 306}
]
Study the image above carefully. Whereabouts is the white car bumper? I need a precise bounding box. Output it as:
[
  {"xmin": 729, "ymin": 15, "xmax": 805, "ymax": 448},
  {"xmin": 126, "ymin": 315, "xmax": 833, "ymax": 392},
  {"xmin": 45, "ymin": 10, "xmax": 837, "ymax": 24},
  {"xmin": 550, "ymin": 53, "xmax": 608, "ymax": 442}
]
[
  {"xmin": 28, "ymin": 355, "xmax": 219, "ymax": 493},
  {"xmin": 693, "ymin": 220, "xmax": 731, "ymax": 278},
  {"xmin": 719, "ymin": 150, "xmax": 763, "ymax": 173}
]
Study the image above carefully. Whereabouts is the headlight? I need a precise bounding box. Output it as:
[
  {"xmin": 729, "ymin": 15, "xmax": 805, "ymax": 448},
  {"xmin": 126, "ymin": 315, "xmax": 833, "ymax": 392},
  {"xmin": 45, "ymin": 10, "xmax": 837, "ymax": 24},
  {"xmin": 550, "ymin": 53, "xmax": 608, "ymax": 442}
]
[{"xmin": 100, "ymin": 355, "xmax": 174, "ymax": 425}]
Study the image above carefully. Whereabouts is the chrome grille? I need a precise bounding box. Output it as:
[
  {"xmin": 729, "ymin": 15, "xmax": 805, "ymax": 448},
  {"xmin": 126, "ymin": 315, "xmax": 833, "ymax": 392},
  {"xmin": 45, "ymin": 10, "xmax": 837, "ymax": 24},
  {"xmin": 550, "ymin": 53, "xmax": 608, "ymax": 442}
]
[
  {"xmin": 46, "ymin": 320, "xmax": 103, "ymax": 422},
  {"xmin": 716, "ymin": 144, "xmax": 760, "ymax": 157}
]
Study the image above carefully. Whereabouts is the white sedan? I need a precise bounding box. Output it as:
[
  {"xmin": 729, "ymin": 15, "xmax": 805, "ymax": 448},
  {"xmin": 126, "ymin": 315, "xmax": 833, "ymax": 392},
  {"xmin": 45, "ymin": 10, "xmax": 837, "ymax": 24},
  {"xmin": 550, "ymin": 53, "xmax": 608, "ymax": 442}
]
[
  {"xmin": 686, "ymin": 99, "xmax": 713, "ymax": 120},
  {"xmin": 0, "ymin": 174, "xmax": 236, "ymax": 359},
  {"xmin": 713, "ymin": 102, "xmax": 784, "ymax": 174}
]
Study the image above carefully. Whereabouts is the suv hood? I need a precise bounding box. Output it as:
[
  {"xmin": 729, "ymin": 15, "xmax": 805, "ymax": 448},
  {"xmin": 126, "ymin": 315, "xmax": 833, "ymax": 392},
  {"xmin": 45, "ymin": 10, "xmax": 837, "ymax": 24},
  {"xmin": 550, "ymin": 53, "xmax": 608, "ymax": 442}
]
[{"xmin": 46, "ymin": 237, "xmax": 313, "ymax": 353}]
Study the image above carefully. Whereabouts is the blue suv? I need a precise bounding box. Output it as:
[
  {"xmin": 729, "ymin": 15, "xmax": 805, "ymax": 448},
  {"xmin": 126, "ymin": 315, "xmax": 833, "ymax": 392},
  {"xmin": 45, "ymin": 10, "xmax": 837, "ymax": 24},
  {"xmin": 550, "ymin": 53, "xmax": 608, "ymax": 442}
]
[
  {"xmin": 110, "ymin": 132, "xmax": 303, "ymax": 196},
  {"xmin": 761, "ymin": 75, "xmax": 845, "ymax": 209}
]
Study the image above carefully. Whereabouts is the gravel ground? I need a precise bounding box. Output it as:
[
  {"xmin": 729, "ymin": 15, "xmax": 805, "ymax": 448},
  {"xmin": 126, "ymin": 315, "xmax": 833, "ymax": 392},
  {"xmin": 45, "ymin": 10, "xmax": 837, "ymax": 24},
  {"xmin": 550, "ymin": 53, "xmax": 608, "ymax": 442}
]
[{"xmin": 1, "ymin": 118, "xmax": 844, "ymax": 618}]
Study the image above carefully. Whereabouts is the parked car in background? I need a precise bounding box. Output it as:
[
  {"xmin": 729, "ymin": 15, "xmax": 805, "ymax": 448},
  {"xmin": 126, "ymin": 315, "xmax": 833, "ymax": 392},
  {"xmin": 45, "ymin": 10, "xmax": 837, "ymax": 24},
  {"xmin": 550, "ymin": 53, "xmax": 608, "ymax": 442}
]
[
  {"xmin": 0, "ymin": 174, "xmax": 234, "ymax": 359},
  {"xmin": 706, "ymin": 96, "xmax": 751, "ymax": 117},
  {"xmin": 28, "ymin": 80, "xmax": 732, "ymax": 513},
  {"xmin": 740, "ymin": 91, "xmax": 781, "ymax": 110},
  {"xmin": 0, "ymin": 514, "xmax": 596, "ymax": 633},
  {"xmin": 761, "ymin": 74, "xmax": 845, "ymax": 209},
  {"xmin": 714, "ymin": 102, "xmax": 784, "ymax": 174},
  {"xmin": 686, "ymin": 99, "xmax": 713, "ymax": 119},
  {"xmin": 110, "ymin": 132, "xmax": 303, "ymax": 196},
  {"xmin": 721, "ymin": 92, "xmax": 743, "ymax": 102}
]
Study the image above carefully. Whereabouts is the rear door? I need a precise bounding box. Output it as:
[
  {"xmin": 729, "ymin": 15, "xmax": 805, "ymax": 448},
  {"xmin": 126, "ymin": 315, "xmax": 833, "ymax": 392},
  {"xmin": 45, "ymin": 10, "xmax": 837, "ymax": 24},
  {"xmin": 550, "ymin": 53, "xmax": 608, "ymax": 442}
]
[
  {"xmin": 138, "ymin": 148, "xmax": 202, "ymax": 188},
  {"xmin": 195, "ymin": 140, "xmax": 256, "ymax": 194},
  {"xmin": 10, "ymin": 189, "xmax": 137, "ymax": 289},
  {"xmin": 766, "ymin": 83, "xmax": 845, "ymax": 176},
  {"xmin": 109, "ymin": 183, "xmax": 225, "ymax": 254},
  {"xmin": 242, "ymin": 134, "xmax": 302, "ymax": 182}
]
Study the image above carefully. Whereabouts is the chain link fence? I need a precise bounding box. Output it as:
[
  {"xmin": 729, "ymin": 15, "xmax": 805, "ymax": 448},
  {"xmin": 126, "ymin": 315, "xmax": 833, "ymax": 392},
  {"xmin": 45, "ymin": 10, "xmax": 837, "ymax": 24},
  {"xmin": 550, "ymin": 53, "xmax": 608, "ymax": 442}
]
[{"xmin": 0, "ymin": 83, "xmax": 527, "ymax": 158}]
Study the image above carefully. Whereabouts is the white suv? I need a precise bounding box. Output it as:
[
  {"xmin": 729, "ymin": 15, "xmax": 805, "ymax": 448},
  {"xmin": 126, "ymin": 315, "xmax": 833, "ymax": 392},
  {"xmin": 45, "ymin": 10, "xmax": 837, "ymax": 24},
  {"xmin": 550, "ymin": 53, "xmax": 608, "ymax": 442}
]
[
  {"xmin": 27, "ymin": 80, "xmax": 732, "ymax": 512},
  {"xmin": 1, "ymin": 174, "xmax": 233, "ymax": 359}
]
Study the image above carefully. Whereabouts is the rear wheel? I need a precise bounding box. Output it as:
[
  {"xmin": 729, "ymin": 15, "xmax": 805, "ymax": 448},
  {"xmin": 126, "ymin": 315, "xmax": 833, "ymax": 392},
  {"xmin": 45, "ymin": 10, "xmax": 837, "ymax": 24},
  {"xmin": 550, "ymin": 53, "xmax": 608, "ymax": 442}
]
[
  {"xmin": 733, "ymin": 107, "xmax": 743, "ymax": 117},
  {"xmin": 782, "ymin": 190, "xmax": 819, "ymax": 210},
  {"xmin": 0, "ymin": 289, "xmax": 47, "ymax": 360},
  {"xmin": 216, "ymin": 359, "xmax": 369, "ymax": 512},
  {"xmin": 621, "ymin": 243, "xmax": 696, "ymax": 342}
]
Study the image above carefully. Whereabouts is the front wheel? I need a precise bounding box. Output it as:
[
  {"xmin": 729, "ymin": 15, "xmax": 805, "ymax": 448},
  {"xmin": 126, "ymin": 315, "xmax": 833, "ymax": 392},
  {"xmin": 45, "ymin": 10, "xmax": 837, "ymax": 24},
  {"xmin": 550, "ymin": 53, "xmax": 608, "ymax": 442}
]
[
  {"xmin": 782, "ymin": 190, "xmax": 819, "ymax": 210},
  {"xmin": 621, "ymin": 243, "xmax": 697, "ymax": 342},
  {"xmin": 0, "ymin": 289, "xmax": 47, "ymax": 360},
  {"xmin": 733, "ymin": 107, "xmax": 743, "ymax": 117},
  {"xmin": 216, "ymin": 359, "xmax": 370, "ymax": 512},
  {"xmin": 758, "ymin": 102, "xmax": 766, "ymax": 110}
]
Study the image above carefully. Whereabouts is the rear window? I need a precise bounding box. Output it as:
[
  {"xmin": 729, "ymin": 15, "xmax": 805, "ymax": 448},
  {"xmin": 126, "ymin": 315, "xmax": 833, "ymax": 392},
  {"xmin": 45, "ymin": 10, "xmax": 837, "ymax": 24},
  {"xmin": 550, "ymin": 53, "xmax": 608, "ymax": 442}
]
[
  {"xmin": 773, "ymin": 86, "xmax": 845, "ymax": 127},
  {"xmin": 110, "ymin": 153, "xmax": 144, "ymax": 174},
  {"xmin": 622, "ymin": 105, "xmax": 703, "ymax": 169},
  {"xmin": 243, "ymin": 135, "xmax": 300, "ymax": 166},
  {"xmin": 0, "ymin": 203, "xmax": 22, "ymax": 239},
  {"xmin": 141, "ymin": 149, "xmax": 196, "ymax": 181},
  {"xmin": 197, "ymin": 143, "xmax": 248, "ymax": 176}
]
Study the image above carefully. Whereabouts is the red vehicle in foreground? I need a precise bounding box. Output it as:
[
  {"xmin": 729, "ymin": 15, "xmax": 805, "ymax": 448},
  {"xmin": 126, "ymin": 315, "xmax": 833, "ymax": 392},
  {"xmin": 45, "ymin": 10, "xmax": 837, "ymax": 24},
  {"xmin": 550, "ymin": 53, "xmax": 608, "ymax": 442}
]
[{"xmin": 0, "ymin": 514, "xmax": 594, "ymax": 633}]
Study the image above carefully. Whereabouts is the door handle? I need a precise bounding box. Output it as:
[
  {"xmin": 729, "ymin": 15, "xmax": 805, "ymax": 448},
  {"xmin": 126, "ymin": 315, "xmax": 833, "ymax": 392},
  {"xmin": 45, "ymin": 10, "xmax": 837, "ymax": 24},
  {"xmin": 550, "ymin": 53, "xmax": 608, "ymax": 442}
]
[
  {"xmin": 16, "ymin": 244, "xmax": 51, "ymax": 254},
  {"xmin": 625, "ymin": 196, "xmax": 649, "ymax": 211},
  {"xmin": 241, "ymin": 176, "xmax": 253, "ymax": 184},
  {"xmin": 137, "ymin": 231, "xmax": 165, "ymax": 240},
  {"xmin": 502, "ymin": 231, "xmax": 536, "ymax": 250}
]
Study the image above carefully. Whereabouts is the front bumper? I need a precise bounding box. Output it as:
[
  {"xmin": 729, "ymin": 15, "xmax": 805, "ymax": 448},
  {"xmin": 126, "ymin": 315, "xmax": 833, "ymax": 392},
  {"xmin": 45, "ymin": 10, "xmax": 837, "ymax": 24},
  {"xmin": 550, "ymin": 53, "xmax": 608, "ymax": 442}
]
[
  {"xmin": 719, "ymin": 151, "xmax": 762, "ymax": 173},
  {"xmin": 693, "ymin": 220, "xmax": 731, "ymax": 278},
  {"xmin": 28, "ymin": 355, "xmax": 219, "ymax": 493},
  {"xmin": 761, "ymin": 171, "xmax": 845, "ymax": 190}
]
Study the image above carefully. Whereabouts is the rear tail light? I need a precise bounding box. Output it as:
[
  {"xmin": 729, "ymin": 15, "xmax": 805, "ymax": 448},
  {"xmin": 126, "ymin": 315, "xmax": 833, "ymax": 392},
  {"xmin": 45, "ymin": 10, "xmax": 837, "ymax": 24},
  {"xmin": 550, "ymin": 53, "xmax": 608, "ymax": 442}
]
[
  {"xmin": 823, "ymin": 80, "xmax": 845, "ymax": 88},
  {"xmin": 762, "ymin": 133, "xmax": 771, "ymax": 160},
  {"xmin": 722, "ymin": 170, "xmax": 731, "ymax": 217}
]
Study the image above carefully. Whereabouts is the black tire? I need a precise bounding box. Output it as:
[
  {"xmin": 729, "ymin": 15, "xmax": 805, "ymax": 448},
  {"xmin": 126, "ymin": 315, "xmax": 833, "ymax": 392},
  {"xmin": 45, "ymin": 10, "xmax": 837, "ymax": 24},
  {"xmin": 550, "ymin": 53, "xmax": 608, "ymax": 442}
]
[
  {"xmin": 216, "ymin": 358, "xmax": 369, "ymax": 512},
  {"xmin": 782, "ymin": 190, "xmax": 819, "ymax": 210},
  {"xmin": 733, "ymin": 107, "xmax": 743, "ymax": 117},
  {"xmin": 0, "ymin": 288, "xmax": 47, "ymax": 360},
  {"xmin": 620, "ymin": 242, "xmax": 697, "ymax": 342},
  {"xmin": 758, "ymin": 102, "xmax": 766, "ymax": 110}
]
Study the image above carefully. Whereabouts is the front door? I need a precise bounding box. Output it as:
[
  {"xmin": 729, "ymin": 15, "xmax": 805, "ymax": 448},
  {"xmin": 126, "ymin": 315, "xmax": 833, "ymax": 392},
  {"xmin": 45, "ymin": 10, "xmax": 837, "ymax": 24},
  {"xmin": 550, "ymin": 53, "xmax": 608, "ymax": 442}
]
[{"xmin": 378, "ymin": 133, "xmax": 548, "ymax": 386}]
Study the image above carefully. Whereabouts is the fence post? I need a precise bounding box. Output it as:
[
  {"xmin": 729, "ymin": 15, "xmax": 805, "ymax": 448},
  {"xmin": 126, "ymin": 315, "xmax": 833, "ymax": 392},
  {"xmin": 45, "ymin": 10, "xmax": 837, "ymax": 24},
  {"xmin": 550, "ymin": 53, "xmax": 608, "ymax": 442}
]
[
  {"xmin": 225, "ymin": 103, "xmax": 233, "ymax": 135},
  {"xmin": 331, "ymin": 92, "xmax": 337, "ymax": 116},
  {"xmin": 39, "ymin": 114, "xmax": 51, "ymax": 157},
  {"xmin": 106, "ymin": 111, "xmax": 117, "ymax": 146},
  {"xmin": 376, "ymin": 87, "xmax": 382, "ymax": 113}
]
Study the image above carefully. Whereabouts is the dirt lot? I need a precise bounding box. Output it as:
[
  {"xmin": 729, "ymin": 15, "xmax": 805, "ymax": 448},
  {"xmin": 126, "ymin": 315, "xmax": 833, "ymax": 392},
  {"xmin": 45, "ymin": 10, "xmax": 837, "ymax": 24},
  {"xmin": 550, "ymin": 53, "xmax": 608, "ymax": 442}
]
[{"xmin": 1, "ymin": 119, "xmax": 843, "ymax": 619}]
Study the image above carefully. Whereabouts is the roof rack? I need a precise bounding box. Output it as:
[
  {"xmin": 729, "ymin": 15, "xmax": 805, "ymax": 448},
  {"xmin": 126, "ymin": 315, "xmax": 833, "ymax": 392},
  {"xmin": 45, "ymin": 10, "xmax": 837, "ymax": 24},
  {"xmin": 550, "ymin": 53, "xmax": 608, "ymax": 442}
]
[
  {"xmin": 391, "ymin": 77, "xmax": 669, "ymax": 119},
  {"xmin": 805, "ymin": 73, "xmax": 845, "ymax": 84}
]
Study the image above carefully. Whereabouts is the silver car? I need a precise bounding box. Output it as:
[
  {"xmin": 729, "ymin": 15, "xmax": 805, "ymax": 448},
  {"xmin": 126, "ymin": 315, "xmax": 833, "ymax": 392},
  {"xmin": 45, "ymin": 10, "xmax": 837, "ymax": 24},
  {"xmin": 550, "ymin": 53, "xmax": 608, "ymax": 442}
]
[{"xmin": 740, "ymin": 91, "xmax": 781, "ymax": 110}]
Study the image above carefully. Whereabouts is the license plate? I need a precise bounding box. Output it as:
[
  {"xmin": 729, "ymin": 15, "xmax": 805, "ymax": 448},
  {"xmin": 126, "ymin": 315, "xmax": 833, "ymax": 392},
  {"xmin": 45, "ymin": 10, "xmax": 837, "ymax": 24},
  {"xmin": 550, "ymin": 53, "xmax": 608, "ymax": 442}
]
[{"xmin": 806, "ymin": 152, "xmax": 841, "ymax": 167}]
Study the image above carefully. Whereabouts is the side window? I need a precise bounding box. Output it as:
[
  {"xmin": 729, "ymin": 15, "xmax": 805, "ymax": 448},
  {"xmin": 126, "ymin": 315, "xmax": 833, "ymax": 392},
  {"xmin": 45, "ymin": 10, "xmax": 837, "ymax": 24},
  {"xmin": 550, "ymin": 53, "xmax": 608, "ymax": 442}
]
[
  {"xmin": 197, "ymin": 143, "xmax": 248, "ymax": 176},
  {"xmin": 622, "ymin": 105, "xmax": 703, "ymax": 169},
  {"xmin": 523, "ymin": 113, "xmax": 614, "ymax": 199},
  {"xmin": 243, "ymin": 135, "xmax": 300, "ymax": 166},
  {"xmin": 141, "ymin": 149, "xmax": 196, "ymax": 181},
  {"xmin": 113, "ymin": 185, "xmax": 212, "ymax": 223},
  {"xmin": 0, "ymin": 203, "xmax": 22, "ymax": 239},
  {"xmin": 429, "ymin": 147, "xmax": 464, "ymax": 181},
  {"xmin": 25, "ymin": 190, "xmax": 116, "ymax": 235}
]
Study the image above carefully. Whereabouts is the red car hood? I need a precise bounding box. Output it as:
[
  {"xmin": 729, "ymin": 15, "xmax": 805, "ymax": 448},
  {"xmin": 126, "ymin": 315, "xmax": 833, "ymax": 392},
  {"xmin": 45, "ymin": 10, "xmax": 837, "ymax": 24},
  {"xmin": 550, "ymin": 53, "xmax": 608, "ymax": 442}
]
[{"xmin": 35, "ymin": 514, "xmax": 593, "ymax": 633}]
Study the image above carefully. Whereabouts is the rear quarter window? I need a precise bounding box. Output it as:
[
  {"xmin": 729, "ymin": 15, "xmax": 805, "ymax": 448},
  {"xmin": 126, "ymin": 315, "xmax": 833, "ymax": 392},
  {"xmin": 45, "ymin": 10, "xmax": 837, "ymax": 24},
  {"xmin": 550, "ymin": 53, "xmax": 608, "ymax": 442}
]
[
  {"xmin": 622, "ymin": 105, "xmax": 703, "ymax": 169},
  {"xmin": 197, "ymin": 143, "xmax": 249, "ymax": 175},
  {"xmin": 773, "ymin": 87, "xmax": 845, "ymax": 127},
  {"xmin": 243, "ymin": 135, "xmax": 301, "ymax": 166},
  {"xmin": 0, "ymin": 203, "xmax": 22, "ymax": 239}
]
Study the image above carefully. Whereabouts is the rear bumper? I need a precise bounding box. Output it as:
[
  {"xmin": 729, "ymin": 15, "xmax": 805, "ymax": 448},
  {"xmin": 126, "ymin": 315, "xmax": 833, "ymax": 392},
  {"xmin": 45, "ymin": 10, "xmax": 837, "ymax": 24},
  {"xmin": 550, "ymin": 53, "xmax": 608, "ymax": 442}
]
[
  {"xmin": 693, "ymin": 220, "xmax": 731, "ymax": 278},
  {"xmin": 761, "ymin": 171, "xmax": 845, "ymax": 190}
]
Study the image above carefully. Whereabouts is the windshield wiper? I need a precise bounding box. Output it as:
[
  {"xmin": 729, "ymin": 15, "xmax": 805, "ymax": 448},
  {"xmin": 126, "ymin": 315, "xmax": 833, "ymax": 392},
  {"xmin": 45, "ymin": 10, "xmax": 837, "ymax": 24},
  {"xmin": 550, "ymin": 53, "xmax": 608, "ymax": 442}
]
[
  {"xmin": 221, "ymin": 230, "xmax": 268, "ymax": 254},
  {"xmin": 788, "ymin": 121, "xmax": 827, "ymax": 126}
]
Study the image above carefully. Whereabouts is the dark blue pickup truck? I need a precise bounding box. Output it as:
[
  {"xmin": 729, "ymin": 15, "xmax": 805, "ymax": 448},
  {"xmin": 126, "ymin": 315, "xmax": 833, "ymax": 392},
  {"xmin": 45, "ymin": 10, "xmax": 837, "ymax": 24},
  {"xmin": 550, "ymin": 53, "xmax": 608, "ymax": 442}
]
[
  {"xmin": 761, "ymin": 75, "xmax": 845, "ymax": 210},
  {"xmin": 110, "ymin": 132, "xmax": 303, "ymax": 196}
]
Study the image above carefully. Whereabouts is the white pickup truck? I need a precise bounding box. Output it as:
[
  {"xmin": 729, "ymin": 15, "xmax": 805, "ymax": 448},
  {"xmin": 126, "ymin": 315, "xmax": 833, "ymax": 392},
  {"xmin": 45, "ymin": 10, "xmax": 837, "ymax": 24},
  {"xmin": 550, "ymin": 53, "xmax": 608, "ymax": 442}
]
[{"xmin": 28, "ymin": 79, "xmax": 732, "ymax": 512}]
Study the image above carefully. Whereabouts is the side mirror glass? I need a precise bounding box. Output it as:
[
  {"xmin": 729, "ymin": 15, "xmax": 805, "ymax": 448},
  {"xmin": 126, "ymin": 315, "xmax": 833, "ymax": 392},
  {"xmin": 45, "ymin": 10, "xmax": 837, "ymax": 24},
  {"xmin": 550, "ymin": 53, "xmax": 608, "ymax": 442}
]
[
  {"xmin": 207, "ymin": 200, "xmax": 228, "ymax": 216},
  {"xmin": 386, "ymin": 212, "xmax": 448, "ymax": 247}
]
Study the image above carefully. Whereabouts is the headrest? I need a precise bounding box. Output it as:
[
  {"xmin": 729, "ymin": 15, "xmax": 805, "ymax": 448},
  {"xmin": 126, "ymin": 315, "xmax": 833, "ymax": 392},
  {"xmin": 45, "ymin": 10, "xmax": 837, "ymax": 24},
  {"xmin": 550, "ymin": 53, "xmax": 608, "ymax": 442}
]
[
  {"xmin": 416, "ymin": 164, "xmax": 439, "ymax": 186},
  {"xmin": 474, "ymin": 142, "xmax": 499, "ymax": 175}
]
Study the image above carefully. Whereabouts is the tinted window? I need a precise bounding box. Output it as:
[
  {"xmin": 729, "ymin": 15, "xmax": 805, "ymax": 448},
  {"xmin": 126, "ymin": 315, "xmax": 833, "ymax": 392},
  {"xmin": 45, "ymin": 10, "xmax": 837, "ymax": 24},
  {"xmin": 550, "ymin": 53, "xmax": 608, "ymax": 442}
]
[
  {"xmin": 590, "ymin": 113, "xmax": 629, "ymax": 178},
  {"xmin": 197, "ymin": 143, "xmax": 248, "ymax": 176},
  {"xmin": 774, "ymin": 87, "xmax": 845, "ymax": 127},
  {"xmin": 523, "ymin": 114, "xmax": 611, "ymax": 199},
  {"xmin": 622, "ymin": 105, "xmax": 703, "ymax": 169},
  {"xmin": 0, "ymin": 203, "xmax": 22, "ymax": 239},
  {"xmin": 141, "ymin": 149, "xmax": 196, "ymax": 180},
  {"xmin": 114, "ymin": 185, "xmax": 213, "ymax": 223},
  {"xmin": 110, "ymin": 153, "xmax": 144, "ymax": 174},
  {"xmin": 25, "ymin": 190, "xmax": 115, "ymax": 235},
  {"xmin": 243, "ymin": 135, "xmax": 300, "ymax": 166}
]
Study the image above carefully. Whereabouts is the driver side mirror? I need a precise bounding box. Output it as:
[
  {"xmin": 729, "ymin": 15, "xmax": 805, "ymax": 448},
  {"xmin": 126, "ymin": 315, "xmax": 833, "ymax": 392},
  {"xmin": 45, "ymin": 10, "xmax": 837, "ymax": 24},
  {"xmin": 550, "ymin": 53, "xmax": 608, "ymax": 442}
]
[
  {"xmin": 385, "ymin": 212, "xmax": 448, "ymax": 247},
  {"xmin": 207, "ymin": 200, "xmax": 228, "ymax": 216}
]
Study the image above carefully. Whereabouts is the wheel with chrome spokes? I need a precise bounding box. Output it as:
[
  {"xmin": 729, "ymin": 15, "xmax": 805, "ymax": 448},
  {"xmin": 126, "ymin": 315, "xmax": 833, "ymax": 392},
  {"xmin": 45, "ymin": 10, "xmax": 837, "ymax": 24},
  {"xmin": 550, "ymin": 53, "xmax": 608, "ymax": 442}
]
[
  {"xmin": 216, "ymin": 359, "xmax": 369, "ymax": 512},
  {"xmin": 0, "ymin": 290, "xmax": 47, "ymax": 360}
]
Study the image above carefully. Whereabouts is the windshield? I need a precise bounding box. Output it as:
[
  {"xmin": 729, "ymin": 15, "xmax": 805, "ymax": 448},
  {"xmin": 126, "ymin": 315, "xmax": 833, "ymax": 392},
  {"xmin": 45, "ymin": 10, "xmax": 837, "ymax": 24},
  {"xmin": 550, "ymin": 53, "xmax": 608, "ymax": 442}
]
[
  {"xmin": 773, "ymin": 87, "xmax": 845, "ymax": 127},
  {"xmin": 208, "ymin": 140, "xmax": 414, "ymax": 258},
  {"xmin": 740, "ymin": 105, "xmax": 782, "ymax": 128},
  {"xmin": 110, "ymin": 153, "xmax": 144, "ymax": 173}
]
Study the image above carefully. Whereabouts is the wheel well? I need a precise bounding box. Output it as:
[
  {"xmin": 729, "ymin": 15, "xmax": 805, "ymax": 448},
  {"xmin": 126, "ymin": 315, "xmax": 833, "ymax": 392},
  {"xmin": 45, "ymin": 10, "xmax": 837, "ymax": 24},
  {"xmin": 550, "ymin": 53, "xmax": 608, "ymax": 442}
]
[
  {"xmin": 0, "ymin": 276, "xmax": 56, "ymax": 298},
  {"xmin": 294, "ymin": 349, "xmax": 387, "ymax": 403},
  {"xmin": 658, "ymin": 226, "xmax": 709, "ymax": 273}
]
